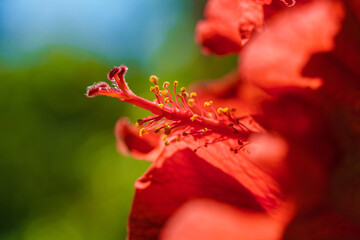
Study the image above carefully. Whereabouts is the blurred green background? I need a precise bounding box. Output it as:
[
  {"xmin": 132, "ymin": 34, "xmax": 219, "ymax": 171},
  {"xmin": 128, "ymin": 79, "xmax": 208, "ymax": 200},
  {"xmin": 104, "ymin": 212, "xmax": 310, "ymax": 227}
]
[{"xmin": 0, "ymin": 0, "xmax": 236, "ymax": 239}]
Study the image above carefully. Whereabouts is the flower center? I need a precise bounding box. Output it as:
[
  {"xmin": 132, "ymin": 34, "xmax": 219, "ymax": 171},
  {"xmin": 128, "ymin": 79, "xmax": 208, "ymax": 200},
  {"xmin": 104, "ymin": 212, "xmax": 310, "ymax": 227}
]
[{"xmin": 87, "ymin": 65, "xmax": 257, "ymax": 146}]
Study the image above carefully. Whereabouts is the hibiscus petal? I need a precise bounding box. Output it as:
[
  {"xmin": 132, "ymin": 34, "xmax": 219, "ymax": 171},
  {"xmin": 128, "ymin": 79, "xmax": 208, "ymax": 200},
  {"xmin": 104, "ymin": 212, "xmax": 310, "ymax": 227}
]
[
  {"xmin": 195, "ymin": 0, "xmax": 264, "ymax": 55},
  {"xmin": 115, "ymin": 118, "xmax": 161, "ymax": 161},
  {"xmin": 193, "ymin": 136, "xmax": 283, "ymax": 214},
  {"xmin": 283, "ymin": 209, "xmax": 360, "ymax": 239},
  {"xmin": 349, "ymin": 0, "xmax": 360, "ymax": 21},
  {"xmin": 332, "ymin": 1, "xmax": 360, "ymax": 79},
  {"xmin": 160, "ymin": 199, "xmax": 285, "ymax": 240},
  {"xmin": 127, "ymin": 148, "xmax": 265, "ymax": 239},
  {"xmin": 261, "ymin": 91, "xmax": 340, "ymax": 208},
  {"xmin": 189, "ymin": 71, "xmax": 270, "ymax": 117},
  {"xmin": 239, "ymin": 0, "xmax": 344, "ymax": 92}
]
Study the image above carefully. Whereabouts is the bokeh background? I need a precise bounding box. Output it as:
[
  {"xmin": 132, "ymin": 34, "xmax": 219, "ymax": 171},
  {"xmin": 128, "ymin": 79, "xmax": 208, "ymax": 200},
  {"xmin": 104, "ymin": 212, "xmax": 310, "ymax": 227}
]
[{"xmin": 0, "ymin": 0, "xmax": 237, "ymax": 239}]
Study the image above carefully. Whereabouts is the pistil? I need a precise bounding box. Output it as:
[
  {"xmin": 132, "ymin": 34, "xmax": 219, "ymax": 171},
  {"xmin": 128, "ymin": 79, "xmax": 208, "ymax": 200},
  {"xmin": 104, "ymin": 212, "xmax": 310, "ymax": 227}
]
[{"xmin": 87, "ymin": 65, "xmax": 256, "ymax": 144}]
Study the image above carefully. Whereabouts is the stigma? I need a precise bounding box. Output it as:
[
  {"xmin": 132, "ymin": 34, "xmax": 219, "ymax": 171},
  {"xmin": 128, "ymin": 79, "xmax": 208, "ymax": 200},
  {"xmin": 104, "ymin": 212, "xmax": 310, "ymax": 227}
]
[{"xmin": 87, "ymin": 65, "xmax": 256, "ymax": 145}]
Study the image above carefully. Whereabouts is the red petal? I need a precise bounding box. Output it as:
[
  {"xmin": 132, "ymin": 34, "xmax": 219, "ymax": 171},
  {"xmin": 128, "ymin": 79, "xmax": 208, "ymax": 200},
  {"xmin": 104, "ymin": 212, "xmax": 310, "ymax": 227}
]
[
  {"xmin": 331, "ymin": 1, "xmax": 360, "ymax": 79},
  {"xmin": 195, "ymin": 0, "xmax": 264, "ymax": 55},
  {"xmin": 261, "ymin": 92, "xmax": 340, "ymax": 208},
  {"xmin": 239, "ymin": 0, "xmax": 344, "ymax": 93},
  {"xmin": 128, "ymin": 148, "xmax": 265, "ymax": 239},
  {"xmin": 283, "ymin": 210, "xmax": 360, "ymax": 239},
  {"xmin": 189, "ymin": 71, "xmax": 271, "ymax": 116},
  {"xmin": 160, "ymin": 199, "xmax": 285, "ymax": 240},
  {"xmin": 349, "ymin": 0, "xmax": 360, "ymax": 21},
  {"xmin": 115, "ymin": 118, "xmax": 161, "ymax": 161}
]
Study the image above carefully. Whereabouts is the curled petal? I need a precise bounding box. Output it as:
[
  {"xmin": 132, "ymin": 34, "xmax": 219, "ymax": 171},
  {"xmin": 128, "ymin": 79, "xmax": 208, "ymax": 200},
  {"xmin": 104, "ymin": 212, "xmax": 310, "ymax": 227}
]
[
  {"xmin": 195, "ymin": 0, "xmax": 264, "ymax": 55},
  {"xmin": 115, "ymin": 118, "xmax": 161, "ymax": 161},
  {"xmin": 239, "ymin": 0, "xmax": 344, "ymax": 92}
]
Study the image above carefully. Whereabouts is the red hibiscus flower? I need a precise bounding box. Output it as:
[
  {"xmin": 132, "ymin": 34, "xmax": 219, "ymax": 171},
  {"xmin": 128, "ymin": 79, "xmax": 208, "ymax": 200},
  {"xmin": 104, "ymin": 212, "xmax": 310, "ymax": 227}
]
[
  {"xmin": 87, "ymin": 0, "xmax": 360, "ymax": 239},
  {"xmin": 87, "ymin": 65, "xmax": 283, "ymax": 238}
]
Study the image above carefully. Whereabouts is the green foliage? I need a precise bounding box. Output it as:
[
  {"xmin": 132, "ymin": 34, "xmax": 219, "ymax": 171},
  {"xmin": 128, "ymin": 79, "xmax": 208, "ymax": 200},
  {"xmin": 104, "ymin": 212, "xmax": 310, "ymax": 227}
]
[
  {"xmin": 0, "ymin": 3, "xmax": 236, "ymax": 238},
  {"xmin": 0, "ymin": 49, "xmax": 150, "ymax": 239}
]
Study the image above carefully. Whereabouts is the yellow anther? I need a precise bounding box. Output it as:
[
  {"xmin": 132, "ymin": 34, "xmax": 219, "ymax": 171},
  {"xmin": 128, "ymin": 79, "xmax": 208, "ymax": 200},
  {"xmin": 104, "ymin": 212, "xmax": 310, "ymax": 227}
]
[
  {"xmin": 204, "ymin": 101, "xmax": 213, "ymax": 107},
  {"xmin": 158, "ymin": 104, "xmax": 164, "ymax": 109},
  {"xmin": 216, "ymin": 107, "xmax": 229, "ymax": 114},
  {"xmin": 135, "ymin": 122, "xmax": 139, "ymax": 127},
  {"xmin": 139, "ymin": 128, "xmax": 148, "ymax": 137},
  {"xmin": 174, "ymin": 81, "xmax": 178, "ymax": 87},
  {"xmin": 154, "ymin": 85, "xmax": 160, "ymax": 93},
  {"xmin": 175, "ymin": 136, "xmax": 180, "ymax": 142},
  {"xmin": 187, "ymin": 98, "xmax": 195, "ymax": 107},
  {"xmin": 182, "ymin": 92, "xmax": 189, "ymax": 98},
  {"xmin": 149, "ymin": 75, "xmax": 158, "ymax": 85},
  {"xmin": 163, "ymin": 81, "xmax": 170, "ymax": 88},
  {"xmin": 154, "ymin": 127, "xmax": 161, "ymax": 133},
  {"xmin": 164, "ymin": 124, "xmax": 171, "ymax": 135},
  {"xmin": 201, "ymin": 128, "xmax": 208, "ymax": 133},
  {"xmin": 164, "ymin": 97, "xmax": 170, "ymax": 103},
  {"xmin": 159, "ymin": 90, "xmax": 168, "ymax": 97},
  {"xmin": 164, "ymin": 139, "xmax": 170, "ymax": 146},
  {"xmin": 137, "ymin": 119, "xmax": 144, "ymax": 126},
  {"xmin": 180, "ymin": 87, "xmax": 186, "ymax": 92},
  {"xmin": 190, "ymin": 92, "xmax": 197, "ymax": 98},
  {"xmin": 150, "ymin": 86, "xmax": 155, "ymax": 92},
  {"xmin": 162, "ymin": 135, "xmax": 167, "ymax": 141},
  {"xmin": 190, "ymin": 114, "xmax": 198, "ymax": 121}
]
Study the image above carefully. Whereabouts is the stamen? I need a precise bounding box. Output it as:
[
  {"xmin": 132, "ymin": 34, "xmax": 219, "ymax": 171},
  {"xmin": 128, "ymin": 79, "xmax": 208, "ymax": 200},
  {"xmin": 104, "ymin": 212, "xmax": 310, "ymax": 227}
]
[
  {"xmin": 162, "ymin": 83, "xmax": 177, "ymax": 108},
  {"xmin": 159, "ymin": 90, "xmax": 168, "ymax": 97},
  {"xmin": 190, "ymin": 114, "xmax": 198, "ymax": 121},
  {"xmin": 150, "ymin": 75, "xmax": 158, "ymax": 85},
  {"xmin": 87, "ymin": 65, "xmax": 256, "ymax": 143},
  {"xmin": 178, "ymin": 92, "xmax": 193, "ymax": 113},
  {"xmin": 154, "ymin": 85, "xmax": 160, "ymax": 93},
  {"xmin": 173, "ymin": 81, "xmax": 181, "ymax": 108},
  {"xmin": 204, "ymin": 101, "xmax": 213, "ymax": 107},
  {"xmin": 163, "ymin": 82, "xmax": 170, "ymax": 88},
  {"xmin": 187, "ymin": 98, "xmax": 195, "ymax": 107},
  {"xmin": 190, "ymin": 92, "xmax": 197, "ymax": 98},
  {"xmin": 139, "ymin": 128, "xmax": 148, "ymax": 137},
  {"xmin": 164, "ymin": 123, "xmax": 171, "ymax": 135}
]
